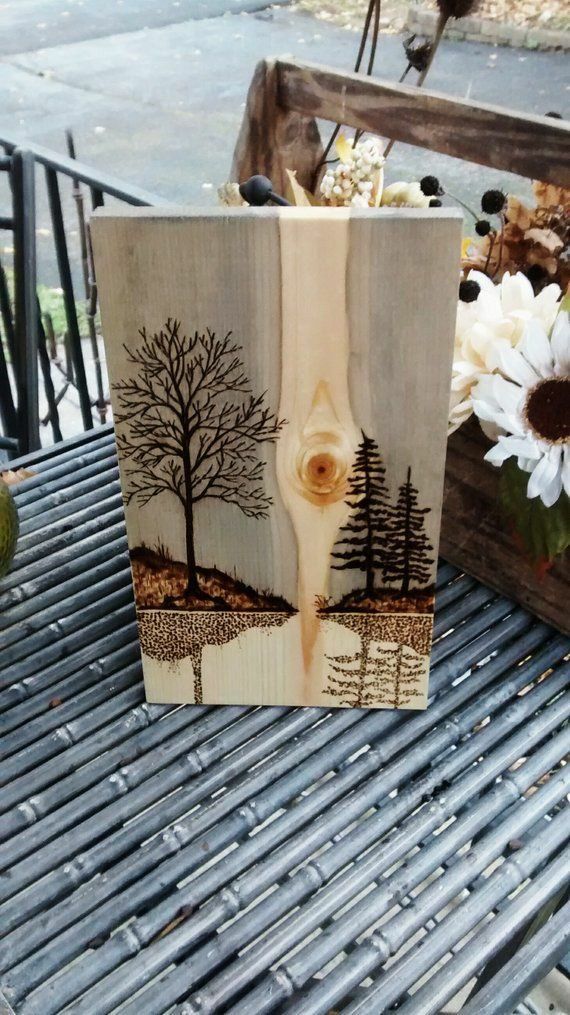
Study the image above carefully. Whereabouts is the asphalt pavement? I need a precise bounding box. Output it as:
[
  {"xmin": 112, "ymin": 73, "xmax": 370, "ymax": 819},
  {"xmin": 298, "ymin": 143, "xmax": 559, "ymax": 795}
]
[{"xmin": 0, "ymin": 0, "xmax": 567, "ymax": 275}]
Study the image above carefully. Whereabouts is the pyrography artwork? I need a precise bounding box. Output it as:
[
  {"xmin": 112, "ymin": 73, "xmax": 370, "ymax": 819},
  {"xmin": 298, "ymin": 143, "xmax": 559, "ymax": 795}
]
[{"xmin": 92, "ymin": 206, "xmax": 461, "ymax": 708}]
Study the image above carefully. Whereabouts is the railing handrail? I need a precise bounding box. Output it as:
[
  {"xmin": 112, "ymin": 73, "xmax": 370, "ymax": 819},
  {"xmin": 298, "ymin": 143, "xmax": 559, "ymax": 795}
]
[{"xmin": 0, "ymin": 134, "xmax": 169, "ymax": 206}]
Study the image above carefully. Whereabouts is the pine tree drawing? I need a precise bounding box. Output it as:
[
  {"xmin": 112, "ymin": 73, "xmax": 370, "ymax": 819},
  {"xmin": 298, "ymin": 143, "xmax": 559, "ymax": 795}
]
[
  {"xmin": 331, "ymin": 432, "xmax": 390, "ymax": 595},
  {"xmin": 325, "ymin": 624, "xmax": 424, "ymax": 708},
  {"xmin": 324, "ymin": 639, "xmax": 392, "ymax": 707},
  {"xmin": 385, "ymin": 466, "xmax": 434, "ymax": 595},
  {"xmin": 391, "ymin": 643, "xmax": 425, "ymax": 707}
]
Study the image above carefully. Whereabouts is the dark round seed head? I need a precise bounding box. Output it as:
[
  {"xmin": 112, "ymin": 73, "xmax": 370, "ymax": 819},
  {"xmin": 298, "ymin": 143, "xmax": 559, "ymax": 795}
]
[
  {"xmin": 239, "ymin": 175, "xmax": 274, "ymax": 206},
  {"xmin": 420, "ymin": 175, "xmax": 443, "ymax": 196},
  {"xmin": 527, "ymin": 264, "xmax": 548, "ymax": 290},
  {"xmin": 459, "ymin": 279, "xmax": 481, "ymax": 303},
  {"xmin": 429, "ymin": 198, "xmax": 442, "ymax": 207},
  {"xmin": 481, "ymin": 189, "xmax": 506, "ymax": 215},
  {"xmin": 475, "ymin": 219, "xmax": 492, "ymax": 236}
]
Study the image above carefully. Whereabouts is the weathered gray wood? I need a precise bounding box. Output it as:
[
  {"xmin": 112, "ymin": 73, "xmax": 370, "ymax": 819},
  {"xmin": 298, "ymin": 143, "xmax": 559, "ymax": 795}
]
[
  {"xmin": 275, "ymin": 59, "xmax": 570, "ymax": 186},
  {"xmin": 442, "ymin": 419, "xmax": 570, "ymax": 635},
  {"xmin": 231, "ymin": 59, "xmax": 323, "ymax": 195}
]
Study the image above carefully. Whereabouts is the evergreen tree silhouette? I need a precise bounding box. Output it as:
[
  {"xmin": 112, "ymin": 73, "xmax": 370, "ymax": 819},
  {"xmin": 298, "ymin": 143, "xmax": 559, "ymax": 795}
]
[
  {"xmin": 386, "ymin": 466, "xmax": 434, "ymax": 595},
  {"xmin": 332, "ymin": 432, "xmax": 390, "ymax": 594}
]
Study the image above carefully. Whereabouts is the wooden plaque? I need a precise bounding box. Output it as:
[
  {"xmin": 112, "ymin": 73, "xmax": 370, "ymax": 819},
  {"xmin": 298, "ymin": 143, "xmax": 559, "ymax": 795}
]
[{"xmin": 92, "ymin": 207, "xmax": 461, "ymax": 709}]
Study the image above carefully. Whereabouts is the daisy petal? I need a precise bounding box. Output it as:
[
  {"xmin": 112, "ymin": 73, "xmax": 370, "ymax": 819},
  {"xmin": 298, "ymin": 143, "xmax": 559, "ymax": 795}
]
[
  {"xmin": 562, "ymin": 448, "xmax": 570, "ymax": 497},
  {"xmin": 520, "ymin": 319, "xmax": 554, "ymax": 377},
  {"xmin": 499, "ymin": 435, "xmax": 541, "ymax": 459},
  {"xmin": 539, "ymin": 469, "xmax": 563, "ymax": 508},
  {"xmin": 534, "ymin": 283, "xmax": 563, "ymax": 329},
  {"xmin": 551, "ymin": 311, "xmax": 570, "ymax": 375},
  {"xmin": 490, "ymin": 375, "xmax": 523, "ymax": 416},
  {"xmin": 472, "ymin": 398, "xmax": 504, "ymax": 424},
  {"xmin": 484, "ymin": 443, "xmax": 512, "ymax": 466},
  {"xmin": 468, "ymin": 269, "xmax": 495, "ymax": 294},
  {"xmin": 500, "ymin": 272, "xmax": 534, "ymax": 315},
  {"xmin": 526, "ymin": 450, "xmax": 560, "ymax": 501},
  {"xmin": 496, "ymin": 341, "xmax": 540, "ymax": 387}
]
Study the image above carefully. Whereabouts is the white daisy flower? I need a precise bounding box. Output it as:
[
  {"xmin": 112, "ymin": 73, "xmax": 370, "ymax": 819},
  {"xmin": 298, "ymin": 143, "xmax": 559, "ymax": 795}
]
[
  {"xmin": 472, "ymin": 311, "xmax": 570, "ymax": 508},
  {"xmin": 449, "ymin": 270, "xmax": 562, "ymax": 435}
]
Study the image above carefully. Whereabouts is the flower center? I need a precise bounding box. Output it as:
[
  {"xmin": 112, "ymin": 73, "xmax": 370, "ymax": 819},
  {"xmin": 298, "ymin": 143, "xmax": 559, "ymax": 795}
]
[{"xmin": 525, "ymin": 377, "xmax": 570, "ymax": 444}]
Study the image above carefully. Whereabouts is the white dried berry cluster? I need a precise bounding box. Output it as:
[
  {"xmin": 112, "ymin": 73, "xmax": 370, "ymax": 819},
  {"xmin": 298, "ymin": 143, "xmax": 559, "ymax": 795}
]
[{"xmin": 320, "ymin": 137, "xmax": 385, "ymax": 208}]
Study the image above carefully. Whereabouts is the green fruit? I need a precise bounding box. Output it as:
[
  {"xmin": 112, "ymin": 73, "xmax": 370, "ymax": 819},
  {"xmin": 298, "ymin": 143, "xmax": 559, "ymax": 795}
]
[{"xmin": 0, "ymin": 480, "xmax": 19, "ymax": 579}]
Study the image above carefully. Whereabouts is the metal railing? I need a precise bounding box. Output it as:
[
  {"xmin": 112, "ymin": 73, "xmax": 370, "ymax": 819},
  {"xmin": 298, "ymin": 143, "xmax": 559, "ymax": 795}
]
[{"xmin": 0, "ymin": 134, "xmax": 168, "ymax": 456}]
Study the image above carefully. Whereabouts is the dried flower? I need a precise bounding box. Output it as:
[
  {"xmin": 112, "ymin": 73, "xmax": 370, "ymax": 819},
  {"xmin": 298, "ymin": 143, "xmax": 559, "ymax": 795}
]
[
  {"xmin": 436, "ymin": 0, "xmax": 479, "ymax": 17},
  {"xmin": 464, "ymin": 185, "xmax": 570, "ymax": 293},
  {"xmin": 481, "ymin": 189, "xmax": 507, "ymax": 215},
  {"xmin": 218, "ymin": 182, "xmax": 247, "ymax": 207},
  {"xmin": 320, "ymin": 135, "xmax": 385, "ymax": 208},
  {"xmin": 459, "ymin": 279, "xmax": 480, "ymax": 303},
  {"xmin": 380, "ymin": 181, "xmax": 431, "ymax": 209},
  {"xmin": 420, "ymin": 175, "xmax": 443, "ymax": 197},
  {"xmin": 403, "ymin": 35, "xmax": 433, "ymax": 72},
  {"xmin": 475, "ymin": 219, "xmax": 492, "ymax": 237}
]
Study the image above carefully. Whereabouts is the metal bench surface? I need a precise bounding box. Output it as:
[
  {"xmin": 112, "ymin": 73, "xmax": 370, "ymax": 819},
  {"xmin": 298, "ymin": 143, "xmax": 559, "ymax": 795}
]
[{"xmin": 0, "ymin": 426, "xmax": 568, "ymax": 1014}]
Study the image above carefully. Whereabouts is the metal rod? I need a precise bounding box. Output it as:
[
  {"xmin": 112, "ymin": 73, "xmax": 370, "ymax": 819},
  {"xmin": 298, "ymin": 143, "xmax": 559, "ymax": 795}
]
[
  {"xmin": 11, "ymin": 149, "xmax": 39, "ymax": 452},
  {"xmin": 44, "ymin": 165, "xmax": 93, "ymax": 430}
]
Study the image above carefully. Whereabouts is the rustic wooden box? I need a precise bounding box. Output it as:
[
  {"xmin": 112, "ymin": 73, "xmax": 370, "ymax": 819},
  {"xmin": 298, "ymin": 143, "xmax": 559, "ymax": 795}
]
[{"xmin": 231, "ymin": 58, "xmax": 570, "ymax": 635}]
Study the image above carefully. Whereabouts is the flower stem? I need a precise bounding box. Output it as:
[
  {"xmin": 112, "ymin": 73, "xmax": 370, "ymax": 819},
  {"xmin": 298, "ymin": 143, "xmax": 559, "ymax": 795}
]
[
  {"xmin": 494, "ymin": 211, "xmax": 506, "ymax": 279},
  {"xmin": 315, "ymin": 0, "xmax": 381, "ymax": 182},
  {"xmin": 384, "ymin": 12, "xmax": 448, "ymax": 160}
]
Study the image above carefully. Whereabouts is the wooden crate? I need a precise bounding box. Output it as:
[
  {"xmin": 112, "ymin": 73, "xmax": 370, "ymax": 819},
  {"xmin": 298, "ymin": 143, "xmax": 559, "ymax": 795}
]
[{"xmin": 231, "ymin": 58, "xmax": 570, "ymax": 635}]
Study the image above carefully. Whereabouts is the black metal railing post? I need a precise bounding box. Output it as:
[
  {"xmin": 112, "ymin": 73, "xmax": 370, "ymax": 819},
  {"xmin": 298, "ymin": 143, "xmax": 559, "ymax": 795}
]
[
  {"xmin": 45, "ymin": 165, "xmax": 93, "ymax": 432},
  {"xmin": 11, "ymin": 148, "xmax": 40, "ymax": 453},
  {"xmin": 0, "ymin": 131, "xmax": 167, "ymax": 453}
]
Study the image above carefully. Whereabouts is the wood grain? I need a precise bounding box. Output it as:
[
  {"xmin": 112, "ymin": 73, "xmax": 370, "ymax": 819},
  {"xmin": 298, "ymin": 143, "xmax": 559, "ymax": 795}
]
[
  {"xmin": 274, "ymin": 59, "xmax": 570, "ymax": 187},
  {"xmin": 231, "ymin": 59, "xmax": 323, "ymax": 196},
  {"xmin": 93, "ymin": 207, "xmax": 461, "ymax": 709},
  {"xmin": 442, "ymin": 419, "xmax": 569, "ymax": 635}
]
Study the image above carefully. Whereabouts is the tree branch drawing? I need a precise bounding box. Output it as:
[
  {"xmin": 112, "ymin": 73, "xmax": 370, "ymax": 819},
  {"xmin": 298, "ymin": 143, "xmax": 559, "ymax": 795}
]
[{"xmin": 114, "ymin": 318, "xmax": 286, "ymax": 595}]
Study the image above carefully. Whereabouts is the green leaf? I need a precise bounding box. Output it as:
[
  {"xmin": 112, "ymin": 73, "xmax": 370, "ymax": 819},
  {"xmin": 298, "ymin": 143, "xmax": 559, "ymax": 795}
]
[{"xmin": 498, "ymin": 459, "xmax": 570, "ymax": 564}]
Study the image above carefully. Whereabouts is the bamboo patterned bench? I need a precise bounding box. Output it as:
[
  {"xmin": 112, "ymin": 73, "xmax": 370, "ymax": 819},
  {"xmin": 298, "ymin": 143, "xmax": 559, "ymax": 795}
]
[{"xmin": 0, "ymin": 425, "xmax": 568, "ymax": 1013}]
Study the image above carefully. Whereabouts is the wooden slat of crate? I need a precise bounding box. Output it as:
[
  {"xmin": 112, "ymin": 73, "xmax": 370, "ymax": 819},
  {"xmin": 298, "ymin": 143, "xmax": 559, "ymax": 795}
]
[{"xmin": 443, "ymin": 421, "xmax": 569, "ymax": 636}]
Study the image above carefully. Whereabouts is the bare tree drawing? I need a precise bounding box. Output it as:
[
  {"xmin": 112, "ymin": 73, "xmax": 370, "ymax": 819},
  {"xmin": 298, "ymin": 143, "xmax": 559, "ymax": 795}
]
[
  {"xmin": 331, "ymin": 432, "xmax": 391, "ymax": 595},
  {"xmin": 385, "ymin": 466, "xmax": 434, "ymax": 595},
  {"xmin": 114, "ymin": 318, "xmax": 285, "ymax": 595}
]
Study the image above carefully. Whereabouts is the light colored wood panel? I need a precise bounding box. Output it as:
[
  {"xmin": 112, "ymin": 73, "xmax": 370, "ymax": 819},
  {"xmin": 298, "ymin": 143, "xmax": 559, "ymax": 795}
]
[{"xmin": 92, "ymin": 207, "xmax": 461, "ymax": 710}]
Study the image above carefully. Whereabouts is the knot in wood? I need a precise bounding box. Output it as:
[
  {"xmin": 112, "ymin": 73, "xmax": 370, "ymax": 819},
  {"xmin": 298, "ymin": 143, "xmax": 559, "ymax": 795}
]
[{"xmin": 296, "ymin": 433, "xmax": 350, "ymax": 502}]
